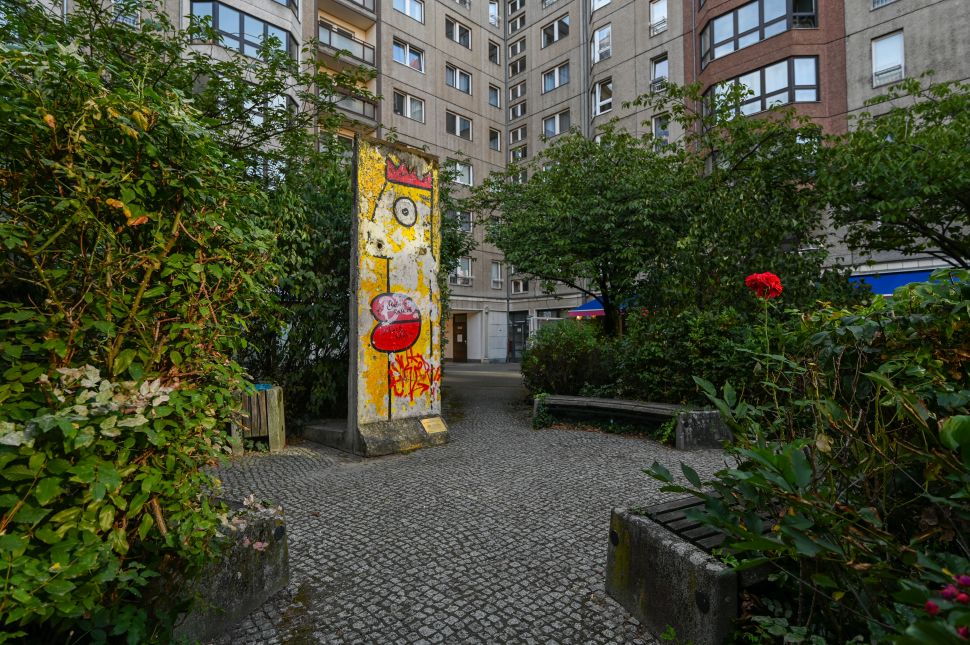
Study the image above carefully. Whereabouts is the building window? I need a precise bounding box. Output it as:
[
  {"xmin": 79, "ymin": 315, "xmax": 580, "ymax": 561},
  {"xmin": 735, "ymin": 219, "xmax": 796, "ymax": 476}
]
[
  {"xmin": 446, "ymin": 17, "xmax": 472, "ymax": 48},
  {"xmin": 393, "ymin": 90, "xmax": 425, "ymax": 122},
  {"xmin": 652, "ymin": 114, "xmax": 669, "ymax": 145},
  {"xmin": 191, "ymin": 2, "xmax": 296, "ymax": 59},
  {"xmin": 543, "ymin": 110, "xmax": 570, "ymax": 138},
  {"xmin": 489, "ymin": 128, "xmax": 502, "ymax": 151},
  {"xmin": 489, "ymin": 41, "xmax": 501, "ymax": 64},
  {"xmin": 393, "ymin": 0, "xmax": 424, "ymax": 22},
  {"xmin": 491, "ymin": 262, "xmax": 504, "ymax": 289},
  {"xmin": 489, "ymin": 0, "xmax": 501, "ymax": 25},
  {"xmin": 489, "ymin": 84, "xmax": 501, "ymax": 107},
  {"xmin": 509, "ymin": 37, "xmax": 526, "ymax": 57},
  {"xmin": 509, "ymin": 81, "xmax": 527, "ymax": 101},
  {"xmin": 509, "ymin": 56, "xmax": 527, "ymax": 77},
  {"xmin": 446, "ymin": 64, "xmax": 472, "ymax": 94},
  {"xmin": 651, "ymin": 54, "xmax": 668, "ymax": 91},
  {"xmin": 592, "ymin": 0, "xmax": 609, "ymax": 11},
  {"xmin": 592, "ymin": 77, "xmax": 612, "ymax": 115},
  {"xmin": 872, "ymin": 31, "xmax": 904, "ymax": 86},
  {"xmin": 449, "ymin": 160, "xmax": 474, "ymax": 185},
  {"xmin": 872, "ymin": 0, "xmax": 898, "ymax": 8},
  {"xmin": 592, "ymin": 24, "xmax": 611, "ymax": 63},
  {"xmin": 541, "ymin": 14, "xmax": 569, "ymax": 47},
  {"xmin": 700, "ymin": 0, "xmax": 817, "ymax": 68},
  {"xmin": 707, "ymin": 56, "xmax": 819, "ymax": 116},
  {"xmin": 510, "ymin": 144, "xmax": 528, "ymax": 161},
  {"xmin": 508, "ymin": 14, "xmax": 526, "ymax": 34},
  {"xmin": 649, "ymin": 0, "xmax": 666, "ymax": 35},
  {"xmin": 509, "ymin": 101, "xmax": 527, "ymax": 120},
  {"xmin": 511, "ymin": 278, "xmax": 529, "ymax": 294},
  {"xmin": 450, "ymin": 210, "xmax": 473, "ymax": 232},
  {"xmin": 509, "ymin": 125, "xmax": 527, "ymax": 144},
  {"xmin": 542, "ymin": 62, "xmax": 570, "ymax": 93},
  {"xmin": 511, "ymin": 170, "xmax": 528, "ymax": 183},
  {"xmin": 508, "ymin": 0, "xmax": 524, "ymax": 14},
  {"xmin": 114, "ymin": 0, "xmax": 140, "ymax": 26},
  {"xmin": 451, "ymin": 257, "xmax": 473, "ymax": 285},
  {"xmin": 392, "ymin": 39, "xmax": 425, "ymax": 72},
  {"xmin": 446, "ymin": 111, "xmax": 473, "ymax": 139}
]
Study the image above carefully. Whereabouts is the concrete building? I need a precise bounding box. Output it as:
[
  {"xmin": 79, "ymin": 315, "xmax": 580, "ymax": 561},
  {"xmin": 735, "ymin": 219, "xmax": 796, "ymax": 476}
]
[{"xmin": 57, "ymin": 0, "xmax": 970, "ymax": 357}]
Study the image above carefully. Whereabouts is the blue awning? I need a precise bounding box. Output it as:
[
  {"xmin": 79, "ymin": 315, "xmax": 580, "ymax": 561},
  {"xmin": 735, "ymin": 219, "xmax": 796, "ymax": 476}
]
[
  {"xmin": 849, "ymin": 269, "xmax": 934, "ymax": 296},
  {"xmin": 567, "ymin": 298, "xmax": 605, "ymax": 318}
]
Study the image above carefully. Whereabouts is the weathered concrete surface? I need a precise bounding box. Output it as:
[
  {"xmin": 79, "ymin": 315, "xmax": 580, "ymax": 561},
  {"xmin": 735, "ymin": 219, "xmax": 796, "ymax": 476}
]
[
  {"xmin": 211, "ymin": 363, "xmax": 727, "ymax": 644},
  {"xmin": 173, "ymin": 502, "xmax": 289, "ymax": 643},
  {"xmin": 605, "ymin": 508, "xmax": 737, "ymax": 645},
  {"xmin": 675, "ymin": 410, "xmax": 732, "ymax": 451}
]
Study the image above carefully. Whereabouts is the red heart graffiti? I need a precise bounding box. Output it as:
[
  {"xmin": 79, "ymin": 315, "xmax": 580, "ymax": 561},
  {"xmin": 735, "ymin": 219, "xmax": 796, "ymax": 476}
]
[{"xmin": 370, "ymin": 293, "xmax": 422, "ymax": 353}]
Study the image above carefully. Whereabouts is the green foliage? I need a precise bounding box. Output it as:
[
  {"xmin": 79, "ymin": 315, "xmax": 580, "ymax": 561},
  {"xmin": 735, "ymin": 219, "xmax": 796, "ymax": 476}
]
[
  {"xmin": 611, "ymin": 308, "xmax": 760, "ymax": 405},
  {"xmin": 0, "ymin": 36, "xmax": 274, "ymax": 639},
  {"xmin": 822, "ymin": 78, "xmax": 970, "ymax": 269},
  {"xmin": 648, "ymin": 269, "xmax": 970, "ymax": 641},
  {"xmin": 521, "ymin": 321, "xmax": 615, "ymax": 397}
]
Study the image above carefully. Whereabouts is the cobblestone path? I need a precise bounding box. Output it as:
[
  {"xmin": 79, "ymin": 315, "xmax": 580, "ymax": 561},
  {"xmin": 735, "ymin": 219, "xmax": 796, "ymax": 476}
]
[{"xmin": 213, "ymin": 363, "xmax": 727, "ymax": 644}]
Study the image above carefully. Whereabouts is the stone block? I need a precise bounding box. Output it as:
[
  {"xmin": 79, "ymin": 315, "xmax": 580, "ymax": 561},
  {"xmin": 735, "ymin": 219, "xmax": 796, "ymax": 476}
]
[
  {"xmin": 675, "ymin": 410, "xmax": 732, "ymax": 450},
  {"xmin": 605, "ymin": 507, "xmax": 737, "ymax": 645},
  {"xmin": 171, "ymin": 501, "xmax": 289, "ymax": 642}
]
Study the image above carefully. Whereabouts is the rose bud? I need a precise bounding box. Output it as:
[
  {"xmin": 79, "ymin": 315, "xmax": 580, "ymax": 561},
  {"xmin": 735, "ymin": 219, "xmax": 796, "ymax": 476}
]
[
  {"xmin": 943, "ymin": 585, "xmax": 960, "ymax": 600},
  {"xmin": 926, "ymin": 600, "xmax": 941, "ymax": 616}
]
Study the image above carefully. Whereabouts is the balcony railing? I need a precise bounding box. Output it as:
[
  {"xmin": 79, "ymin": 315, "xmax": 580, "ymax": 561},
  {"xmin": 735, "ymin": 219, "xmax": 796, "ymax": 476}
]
[
  {"xmin": 872, "ymin": 0, "xmax": 897, "ymax": 8},
  {"xmin": 332, "ymin": 94, "xmax": 377, "ymax": 120},
  {"xmin": 873, "ymin": 64, "xmax": 903, "ymax": 87},
  {"xmin": 455, "ymin": 0, "xmax": 471, "ymax": 8},
  {"xmin": 650, "ymin": 76, "xmax": 668, "ymax": 93},
  {"xmin": 319, "ymin": 23, "xmax": 375, "ymax": 65},
  {"xmin": 649, "ymin": 18, "xmax": 667, "ymax": 36}
]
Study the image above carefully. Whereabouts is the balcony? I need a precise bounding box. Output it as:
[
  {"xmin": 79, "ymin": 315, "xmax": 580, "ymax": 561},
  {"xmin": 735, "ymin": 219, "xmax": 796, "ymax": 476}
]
[
  {"xmin": 318, "ymin": 22, "xmax": 375, "ymax": 69},
  {"xmin": 318, "ymin": 0, "xmax": 375, "ymax": 30},
  {"xmin": 331, "ymin": 93, "xmax": 378, "ymax": 130}
]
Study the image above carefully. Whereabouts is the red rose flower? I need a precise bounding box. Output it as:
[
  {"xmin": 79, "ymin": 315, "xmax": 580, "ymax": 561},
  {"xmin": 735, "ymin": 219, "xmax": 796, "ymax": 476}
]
[
  {"xmin": 942, "ymin": 585, "xmax": 959, "ymax": 600},
  {"xmin": 926, "ymin": 600, "xmax": 941, "ymax": 616},
  {"xmin": 958, "ymin": 626, "xmax": 969, "ymax": 639},
  {"xmin": 745, "ymin": 272, "xmax": 783, "ymax": 300},
  {"xmin": 957, "ymin": 593, "xmax": 970, "ymax": 605}
]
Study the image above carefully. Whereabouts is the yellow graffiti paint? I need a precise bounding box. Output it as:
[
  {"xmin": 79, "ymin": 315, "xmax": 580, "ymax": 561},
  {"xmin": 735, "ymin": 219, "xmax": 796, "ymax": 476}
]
[{"xmin": 353, "ymin": 139, "xmax": 441, "ymax": 426}]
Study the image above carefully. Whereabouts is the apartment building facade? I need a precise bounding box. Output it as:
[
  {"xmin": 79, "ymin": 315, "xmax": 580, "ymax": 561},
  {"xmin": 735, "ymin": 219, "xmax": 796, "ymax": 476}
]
[{"xmin": 56, "ymin": 0, "xmax": 970, "ymax": 359}]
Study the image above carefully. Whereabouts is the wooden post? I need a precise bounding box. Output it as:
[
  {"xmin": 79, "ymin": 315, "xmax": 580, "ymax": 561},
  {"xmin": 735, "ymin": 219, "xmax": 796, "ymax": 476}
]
[{"xmin": 266, "ymin": 386, "xmax": 285, "ymax": 453}]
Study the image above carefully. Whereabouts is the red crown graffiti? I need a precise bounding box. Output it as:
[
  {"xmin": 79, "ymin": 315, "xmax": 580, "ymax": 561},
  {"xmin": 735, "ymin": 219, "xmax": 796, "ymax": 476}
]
[{"xmin": 386, "ymin": 158, "xmax": 433, "ymax": 190}]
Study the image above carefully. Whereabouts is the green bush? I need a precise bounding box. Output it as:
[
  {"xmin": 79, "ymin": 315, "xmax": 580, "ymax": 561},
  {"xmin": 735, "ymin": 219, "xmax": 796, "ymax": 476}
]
[
  {"xmin": 650, "ymin": 269, "xmax": 970, "ymax": 642},
  {"xmin": 0, "ymin": 42, "xmax": 274, "ymax": 640},
  {"xmin": 521, "ymin": 320, "xmax": 615, "ymax": 396},
  {"xmin": 611, "ymin": 307, "xmax": 760, "ymax": 405}
]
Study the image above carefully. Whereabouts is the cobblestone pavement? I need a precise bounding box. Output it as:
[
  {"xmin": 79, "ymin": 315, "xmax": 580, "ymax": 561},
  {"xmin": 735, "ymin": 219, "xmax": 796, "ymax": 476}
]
[{"xmin": 213, "ymin": 363, "xmax": 729, "ymax": 644}]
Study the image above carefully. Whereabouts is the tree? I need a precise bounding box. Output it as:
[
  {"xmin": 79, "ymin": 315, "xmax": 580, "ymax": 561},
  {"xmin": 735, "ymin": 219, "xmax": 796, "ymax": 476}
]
[
  {"xmin": 822, "ymin": 79, "xmax": 970, "ymax": 269},
  {"xmin": 472, "ymin": 125, "xmax": 693, "ymax": 336}
]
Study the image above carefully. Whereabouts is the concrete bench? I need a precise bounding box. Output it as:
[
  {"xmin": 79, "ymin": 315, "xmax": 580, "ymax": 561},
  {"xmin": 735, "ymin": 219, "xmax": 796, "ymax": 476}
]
[
  {"xmin": 534, "ymin": 395, "xmax": 732, "ymax": 450},
  {"xmin": 606, "ymin": 498, "xmax": 769, "ymax": 645}
]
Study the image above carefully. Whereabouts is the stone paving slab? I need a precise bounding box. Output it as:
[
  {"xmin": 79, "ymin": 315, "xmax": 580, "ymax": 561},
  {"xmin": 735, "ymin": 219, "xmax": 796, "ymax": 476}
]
[{"xmin": 210, "ymin": 365, "xmax": 729, "ymax": 644}]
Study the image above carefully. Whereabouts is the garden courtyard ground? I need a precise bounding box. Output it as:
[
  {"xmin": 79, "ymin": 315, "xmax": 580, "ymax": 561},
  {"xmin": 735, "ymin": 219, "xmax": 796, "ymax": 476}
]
[{"xmin": 213, "ymin": 363, "xmax": 728, "ymax": 644}]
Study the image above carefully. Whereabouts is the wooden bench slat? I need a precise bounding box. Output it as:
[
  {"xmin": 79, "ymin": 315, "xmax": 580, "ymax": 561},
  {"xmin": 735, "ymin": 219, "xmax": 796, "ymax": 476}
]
[{"xmin": 646, "ymin": 496, "xmax": 706, "ymax": 515}]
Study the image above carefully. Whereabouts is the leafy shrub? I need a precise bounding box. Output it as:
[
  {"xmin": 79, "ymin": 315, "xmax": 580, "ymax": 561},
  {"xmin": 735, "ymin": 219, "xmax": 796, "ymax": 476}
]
[
  {"xmin": 612, "ymin": 307, "xmax": 760, "ymax": 405},
  {"xmin": 521, "ymin": 320, "xmax": 615, "ymax": 396},
  {"xmin": 650, "ymin": 269, "xmax": 970, "ymax": 642},
  {"xmin": 0, "ymin": 42, "xmax": 274, "ymax": 639}
]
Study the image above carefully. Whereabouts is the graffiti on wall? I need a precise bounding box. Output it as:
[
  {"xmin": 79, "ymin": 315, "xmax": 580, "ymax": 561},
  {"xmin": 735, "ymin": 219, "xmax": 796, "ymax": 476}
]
[{"xmin": 354, "ymin": 139, "xmax": 441, "ymax": 426}]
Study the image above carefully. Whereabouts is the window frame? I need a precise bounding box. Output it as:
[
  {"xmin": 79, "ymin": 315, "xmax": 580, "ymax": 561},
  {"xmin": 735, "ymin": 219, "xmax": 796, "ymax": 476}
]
[
  {"xmin": 509, "ymin": 80, "xmax": 527, "ymax": 101},
  {"xmin": 509, "ymin": 124, "xmax": 527, "ymax": 144},
  {"xmin": 508, "ymin": 37, "xmax": 526, "ymax": 57},
  {"xmin": 592, "ymin": 24, "xmax": 612, "ymax": 63},
  {"xmin": 449, "ymin": 161, "xmax": 474, "ymax": 185},
  {"xmin": 509, "ymin": 101, "xmax": 527, "ymax": 120},
  {"xmin": 489, "ymin": 128, "xmax": 502, "ymax": 151},
  {"xmin": 446, "ymin": 110, "xmax": 474, "ymax": 140},
  {"xmin": 509, "ymin": 56, "xmax": 527, "ymax": 77},
  {"xmin": 542, "ymin": 109, "xmax": 570, "ymax": 138},
  {"xmin": 392, "ymin": 0, "xmax": 425, "ymax": 23},
  {"xmin": 488, "ymin": 41, "xmax": 501, "ymax": 64},
  {"xmin": 392, "ymin": 89, "xmax": 426, "ymax": 122},
  {"xmin": 592, "ymin": 77, "xmax": 613, "ymax": 115},
  {"xmin": 541, "ymin": 14, "xmax": 570, "ymax": 47},
  {"xmin": 700, "ymin": 0, "xmax": 817, "ymax": 69},
  {"xmin": 649, "ymin": 0, "xmax": 667, "ymax": 36},
  {"xmin": 445, "ymin": 16, "xmax": 473, "ymax": 48},
  {"xmin": 489, "ymin": 84, "xmax": 502, "ymax": 107},
  {"xmin": 510, "ymin": 144, "xmax": 528, "ymax": 162},
  {"xmin": 191, "ymin": 1, "xmax": 296, "ymax": 60},
  {"xmin": 592, "ymin": 0, "xmax": 609, "ymax": 11},
  {"xmin": 541, "ymin": 61, "xmax": 570, "ymax": 93},
  {"xmin": 392, "ymin": 38, "xmax": 425, "ymax": 72},
  {"xmin": 491, "ymin": 261, "xmax": 504, "ymax": 289},
  {"xmin": 508, "ymin": 14, "xmax": 526, "ymax": 34},
  {"xmin": 508, "ymin": 0, "xmax": 524, "ymax": 14},
  {"xmin": 871, "ymin": 31, "xmax": 904, "ymax": 87},
  {"xmin": 706, "ymin": 56, "xmax": 820, "ymax": 116},
  {"xmin": 446, "ymin": 63, "xmax": 473, "ymax": 94}
]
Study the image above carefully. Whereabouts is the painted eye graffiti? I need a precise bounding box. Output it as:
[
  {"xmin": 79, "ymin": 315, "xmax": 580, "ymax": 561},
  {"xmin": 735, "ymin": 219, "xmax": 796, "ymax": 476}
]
[{"xmin": 393, "ymin": 197, "xmax": 417, "ymax": 227}]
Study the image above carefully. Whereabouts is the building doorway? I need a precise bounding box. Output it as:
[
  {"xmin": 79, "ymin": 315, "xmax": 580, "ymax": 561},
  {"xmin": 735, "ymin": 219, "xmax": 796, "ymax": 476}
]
[
  {"xmin": 452, "ymin": 314, "xmax": 468, "ymax": 362},
  {"xmin": 508, "ymin": 311, "xmax": 529, "ymax": 361}
]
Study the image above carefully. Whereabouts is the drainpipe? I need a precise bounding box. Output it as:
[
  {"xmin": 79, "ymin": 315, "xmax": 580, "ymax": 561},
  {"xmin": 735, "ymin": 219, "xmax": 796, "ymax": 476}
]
[{"xmin": 580, "ymin": 0, "xmax": 591, "ymax": 138}]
